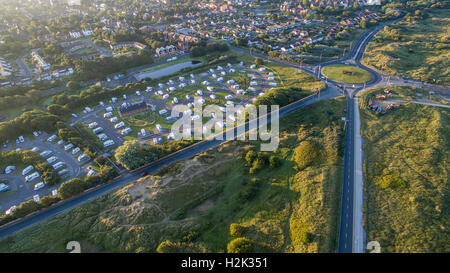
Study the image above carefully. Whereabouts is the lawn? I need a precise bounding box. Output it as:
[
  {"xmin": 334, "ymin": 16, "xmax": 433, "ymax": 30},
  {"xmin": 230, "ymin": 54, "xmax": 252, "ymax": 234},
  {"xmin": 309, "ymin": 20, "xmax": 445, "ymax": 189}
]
[
  {"xmin": 359, "ymin": 87, "xmax": 449, "ymax": 252},
  {"xmin": 362, "ymin": 8, "xmax": 450, "ymax": 86},
  {"xmin": 73, "ymin": 47, "xmax": 96, "ymax": 55},
  {"xmin": 322, "ymin": 64, "xmax": 373, "ymax": 84},
  {"xmin": 0, "ymin": 97, "xmax": 347, "ymax": 253}
]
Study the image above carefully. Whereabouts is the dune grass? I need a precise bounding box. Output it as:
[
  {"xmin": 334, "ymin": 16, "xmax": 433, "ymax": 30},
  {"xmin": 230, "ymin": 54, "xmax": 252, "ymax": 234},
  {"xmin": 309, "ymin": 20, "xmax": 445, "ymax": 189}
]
[
  {"xmin": 362, "ymin": 8, "xmax": 450, "ymax": 86},
  {"xmin": 359, "ymin": 87, "xmax": 449, "ymax": 252}
]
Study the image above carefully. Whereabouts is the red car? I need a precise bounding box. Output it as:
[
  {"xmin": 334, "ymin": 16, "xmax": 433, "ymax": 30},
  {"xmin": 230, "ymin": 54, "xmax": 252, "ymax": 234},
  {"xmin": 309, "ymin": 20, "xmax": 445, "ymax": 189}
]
[{"xmin": 140, "ymin": 171, "xmax": 149, "ymax": 177}]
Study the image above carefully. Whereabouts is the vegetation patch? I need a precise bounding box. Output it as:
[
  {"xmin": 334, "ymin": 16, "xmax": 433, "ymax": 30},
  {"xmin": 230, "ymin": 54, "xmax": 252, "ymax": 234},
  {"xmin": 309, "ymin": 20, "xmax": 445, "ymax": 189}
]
[
  {"xmin": 322, "ymin": 64, "xmax": 373, "ymax": 84},
  {"xmin": 362, "ymin": 8, "xmax": 450, "ymax": 86},
  {"xmin": 360, "ymin": 86, "xmax": 449, "ymax": 252}
]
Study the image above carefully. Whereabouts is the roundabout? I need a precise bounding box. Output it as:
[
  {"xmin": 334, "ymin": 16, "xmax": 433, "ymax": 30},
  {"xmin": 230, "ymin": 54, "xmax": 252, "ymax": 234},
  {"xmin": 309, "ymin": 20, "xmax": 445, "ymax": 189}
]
[{"xmin": 321, "ymin": 64, "xmax": 373, "ymax": 84}]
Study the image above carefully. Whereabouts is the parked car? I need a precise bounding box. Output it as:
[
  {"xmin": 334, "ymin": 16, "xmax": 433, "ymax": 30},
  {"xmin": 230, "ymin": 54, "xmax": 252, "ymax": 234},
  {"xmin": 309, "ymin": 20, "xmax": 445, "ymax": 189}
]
[
  {"xmin": 64, "ymin": 143, "xmax": 74, "ymax": 151},
  {"xmin": 58, "ymin": 169, "xmax": 69, "ymax": 177},
  {"xmin": 0, "ymin": 183, "xmax": 9, "ymax": 193},
  {"xmin": 22, "ymin": 165, "xmax": 34, "ymax": 176},
  {"xmin": 4, "ymin": 166, "xmax": 16, "ymax": 174},
  {"xmin": 34, "ymin": 182, "xmax": 45, "ymax": 191},
  {"xmin": 47, "ymin": 156, "xmax": 58, "ymax": 164},
  {"xmin": 40, "ymin": 150, "xmax": 53, "ymax": 158},
  {"xmin": 72, "ymin": 147, "xmax": 81, "ymax": 155},
  {"xmin": 25, "ymin": 172, "xmax": 40, "ymax": 183},
  {"xmin": 47, "ymin": 135, "xmax": 57, "ymax": 142}
]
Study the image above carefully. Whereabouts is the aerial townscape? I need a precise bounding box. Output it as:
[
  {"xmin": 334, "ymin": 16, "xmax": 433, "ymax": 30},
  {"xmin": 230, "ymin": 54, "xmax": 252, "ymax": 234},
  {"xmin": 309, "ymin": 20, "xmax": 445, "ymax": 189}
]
[{"xmin": 0, "ymin": 0, "xmax": 448, "ymax": 257}]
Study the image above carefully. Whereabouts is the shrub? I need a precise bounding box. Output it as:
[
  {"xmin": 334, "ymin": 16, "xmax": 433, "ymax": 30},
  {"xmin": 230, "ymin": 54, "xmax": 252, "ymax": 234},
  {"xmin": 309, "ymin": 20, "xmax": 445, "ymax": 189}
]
[
  {"xmin": 269, "ymin": 155, "xmax": 282, "ymax": 168},
  {"xmin": 300, "ymin": 231, "xmax": 312, "ymax": 244},
  {"xmin": 38, "ymin": 195, "xmax": 61, "ymax": 207},
  {"xmin": 255, "ymin": 58, "xmax": 264, "ymax": 65},
  {"xmin": 227, "ymin": 237, "xmax": 255, "ymax": 253},
  {"xmin": 229, "ymin": 223, "xmax": 245, "ymax": 237},
  {"xmin": 377, "ymin": 174, "xmax": 407, "ymax": 190},
  {"xmin": 156, "ymin": 240, "xmax": 179, "ymax": 253},
  {"xmin": 293, "ymin": 141, "xmax": 322, "ymax": 169},
  {"xmin": 58, "ymin": 178, "xmax": 87, "ymax": 200},
  {"xmin": 245, "ymin": 150, "xmax": 257, "ymax": 165},
  {"xmin": 9, "ymin": 200, "xmax": 40, "ymax": 219}
]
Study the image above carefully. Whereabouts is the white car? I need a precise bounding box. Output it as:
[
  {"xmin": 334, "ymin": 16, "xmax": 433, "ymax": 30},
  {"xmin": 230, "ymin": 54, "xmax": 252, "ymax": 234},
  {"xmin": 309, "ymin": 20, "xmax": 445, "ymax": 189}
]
[
  {"xmin": 64, "ymin": 143, "xmax": 74, "ymax": 151},
  {"xmin": 52, "ymin": 162, "xmax": 65, "ymax": 170},
  {"xmin": 47, "ymin": 135, "xmax": 57, "ymax": 142},
  {"xmin": 47, "ymin": 156, "xmax": 58, "ymax": 164},
  {"xmin": 4, "ymin": 166, "xmax": 16, "ymax": 174},
  {"xmin": 40, "ymin": 150, "xmax": 53, "ymax": 158},
  {"xmin": 34, "ymin": 182, "xmax": 45, "ymax": 191},
  {"xmin": 22, "ymin": 165, "xmax": 34, "ymax": 176},
  {"xmin": 72, "ymin": 147, "xmax": 81, "ymax": 155},
  {"xmin": 25, "ymin": 172, "xmax": 40, "ymax": 183},
  {"xmin": 58, "ymin": 169, "xmax": 69, "ymax": 177}
]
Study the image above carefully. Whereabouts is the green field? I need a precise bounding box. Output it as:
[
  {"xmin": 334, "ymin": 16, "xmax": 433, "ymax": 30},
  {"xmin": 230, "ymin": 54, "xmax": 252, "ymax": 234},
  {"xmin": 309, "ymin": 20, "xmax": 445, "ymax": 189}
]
[
  {"xmin": 73, "ymin": 47, "xmax": 96, "ymax": 55},
  {"xmin": 359, "ymin": 87, "xmax": 450, "ymax": 252},
  {"xmin": 0, "ymin": 97, "xmax": 347, "ymax": 253},
  {"xmin": 362, "ymin": 8, "xmax": 449, "ymax": 86},
  {"xmin": 322, "ymin": 65, "xmax": 373, "ymax": 84}
]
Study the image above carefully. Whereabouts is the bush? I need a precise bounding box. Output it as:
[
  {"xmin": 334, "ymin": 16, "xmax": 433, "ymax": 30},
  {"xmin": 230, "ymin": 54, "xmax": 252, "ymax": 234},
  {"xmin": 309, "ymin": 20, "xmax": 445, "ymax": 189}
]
[
  {"xmin": 269, "ymin": 155, "xmax": 282, "ymax": 168},
  {"xmin": 229, "ymin": 223, "xmax": 245, "ymax": 237},
  {"xmin": 38, "ymin": 195, "xmax": 61, "ymax": 207},
  {"xmin": 58, "ymin": 178, "xmax": 87, "ymax": 200},
  {"xmin": 227, "ymin": 237, "xmax": 255, "ymax": 253},
  {"xmin": 255, "ymin": 58, "xmax": 264, "ymax": 66},
  {"xmin": 156, "ymin": 240, "xmax": 179, "ymax": 253},
  {"xmin": 9, "ymin": 200, "xmax": 40, "ymax": 219},
  {"xmin": 377, "ymin": 174, "xmax": 407, "ymax": 190},
  {"xmin": 300, "ymin": 231, "xmax": 312, "ymax": 244},
  {"xmin": 293, "ymin": 141, "xmax": 322, "ymax": 169},
  {"xmin": 245, "ymin": 150, "xmax": 257, "ymax": 165}
]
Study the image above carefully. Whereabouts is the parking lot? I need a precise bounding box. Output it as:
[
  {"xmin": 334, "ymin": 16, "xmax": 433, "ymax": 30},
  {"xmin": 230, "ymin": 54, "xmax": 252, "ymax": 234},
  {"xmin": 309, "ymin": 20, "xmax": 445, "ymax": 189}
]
[{"xmin": 0, "ymin": 132, "xmax": 90, "ymax": 212}]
